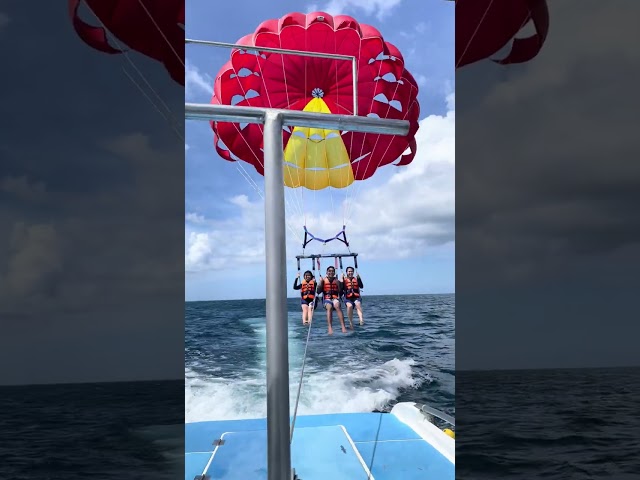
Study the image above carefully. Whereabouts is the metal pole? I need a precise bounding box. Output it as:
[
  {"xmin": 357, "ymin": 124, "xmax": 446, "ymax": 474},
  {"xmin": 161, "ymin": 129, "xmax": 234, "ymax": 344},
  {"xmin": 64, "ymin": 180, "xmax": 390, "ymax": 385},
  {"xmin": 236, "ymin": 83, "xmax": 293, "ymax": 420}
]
[
  {"xmin": 352, "ymin": 57, "xmax": 358, "ymax": 116},
  {"xmin": 263, "ymin": 111, "xmax": 291, "ymax": 480}
]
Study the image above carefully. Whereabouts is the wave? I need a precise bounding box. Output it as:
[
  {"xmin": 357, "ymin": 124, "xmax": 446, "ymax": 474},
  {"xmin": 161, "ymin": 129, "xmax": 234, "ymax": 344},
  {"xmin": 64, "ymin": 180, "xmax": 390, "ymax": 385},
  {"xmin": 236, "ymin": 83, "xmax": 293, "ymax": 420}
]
[{"xmin": 185, "ymin": 358, "xmax": 427, "ymax": 423}]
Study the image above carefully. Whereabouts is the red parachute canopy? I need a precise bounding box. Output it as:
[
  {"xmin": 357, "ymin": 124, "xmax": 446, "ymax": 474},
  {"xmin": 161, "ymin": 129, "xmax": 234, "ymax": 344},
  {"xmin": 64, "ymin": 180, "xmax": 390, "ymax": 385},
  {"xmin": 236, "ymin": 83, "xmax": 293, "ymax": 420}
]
[
  {"xmin": 68, "ymin": 0, "xmax": 185, "ymax": 85},
  {"xmin": 455, "ymin": 0, "xmax": 549, "ymax": 68},
  {"xmin": 210, "ymin": 12, "xmax": 420, "ymax": 190}
]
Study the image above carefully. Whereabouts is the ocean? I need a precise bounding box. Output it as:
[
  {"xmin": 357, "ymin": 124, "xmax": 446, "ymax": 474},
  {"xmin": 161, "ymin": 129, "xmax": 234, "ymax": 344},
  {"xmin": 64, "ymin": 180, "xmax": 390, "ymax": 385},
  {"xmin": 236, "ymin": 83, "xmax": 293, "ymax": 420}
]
[
  {"xmin": 456, "ymin": 367, "xmax": 640, "ymax": 478},
  {"xmin": 185, "ymin": 294, "xmax": 456, "ymax": 422},
  {"xmin": 4, "ymin": 294, "xmax": 635, "ymax": 479},
  {"xmin": 0, "ymin": 380, "xmax": 184, "ymax": 479}
]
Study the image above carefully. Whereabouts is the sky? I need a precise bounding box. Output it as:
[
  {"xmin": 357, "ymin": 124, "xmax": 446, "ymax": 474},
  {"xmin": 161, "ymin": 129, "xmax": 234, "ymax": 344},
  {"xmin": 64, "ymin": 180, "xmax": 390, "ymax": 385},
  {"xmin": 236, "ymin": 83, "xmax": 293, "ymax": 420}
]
[
  {"xmin": 184, "ymin": 0, "xmax": 456, "ymax": 300},
  {"xmin": 1, "ymin": 0, "xmax": 637, "ymax": 386},
  {"xmin": 0, "ymin": 0, "xmax": 184, "ymax": 384},
  {"xmin": 455, "ymin": 0, "xmax": 640, "ymax": 370}
]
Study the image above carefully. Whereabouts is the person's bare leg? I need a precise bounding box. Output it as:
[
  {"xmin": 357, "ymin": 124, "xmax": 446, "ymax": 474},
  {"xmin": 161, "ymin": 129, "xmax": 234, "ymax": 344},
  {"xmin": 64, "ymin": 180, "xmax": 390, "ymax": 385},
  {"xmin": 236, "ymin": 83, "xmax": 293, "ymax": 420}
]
[
  {"xmin": 346, "ymin": 303, "xmax": 354, "ymax": 325},
  {"xmin": 355, "ymin": 301, "xmax": 364, "ymax": 325},
  {"xmin": 333, "ymin": 300, "xmax": 348, "ymax": 332},
  {"xmin": 309, "ymin": 302, "xmax": 315, "ymax": 324},
  {"xmin": 301, "ymin": 304, "xmax": 309, "ymax": 325},
  {"xmin": 325, "ymin": 303, "xmax": 334, "ymax": 335}
]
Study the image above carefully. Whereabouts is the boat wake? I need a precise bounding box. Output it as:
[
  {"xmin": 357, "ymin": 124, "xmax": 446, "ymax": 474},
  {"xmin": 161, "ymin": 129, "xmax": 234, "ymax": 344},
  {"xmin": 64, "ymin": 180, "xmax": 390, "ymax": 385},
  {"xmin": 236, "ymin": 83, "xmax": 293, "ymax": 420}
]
[{"xmin": 185, "ymin": 357, "xmax": 429, "ymax": 423}]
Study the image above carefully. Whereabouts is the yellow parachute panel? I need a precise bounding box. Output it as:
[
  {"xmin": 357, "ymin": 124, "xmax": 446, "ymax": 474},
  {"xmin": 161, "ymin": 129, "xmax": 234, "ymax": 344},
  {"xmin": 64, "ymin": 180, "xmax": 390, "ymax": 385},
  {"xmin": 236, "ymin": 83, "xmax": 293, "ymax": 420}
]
[{"xmin": 283, "ymin": 98, "xmax": 354, "ymax": 190}]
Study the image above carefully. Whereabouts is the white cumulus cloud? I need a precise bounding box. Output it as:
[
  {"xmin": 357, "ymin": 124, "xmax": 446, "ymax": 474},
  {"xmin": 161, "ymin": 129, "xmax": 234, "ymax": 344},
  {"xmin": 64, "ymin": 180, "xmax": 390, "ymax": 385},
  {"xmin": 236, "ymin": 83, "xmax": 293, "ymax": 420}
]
[
  {"xmin": 185, "ymin": 94, "xmax": 454, "ymax": 272},
  {"xmin": 313, "ymin": 0, "xmax": 404, "ymax": 21},
  {"xmin": 186, "ymin": 61, "xmax": 213, "ymax": 100}
]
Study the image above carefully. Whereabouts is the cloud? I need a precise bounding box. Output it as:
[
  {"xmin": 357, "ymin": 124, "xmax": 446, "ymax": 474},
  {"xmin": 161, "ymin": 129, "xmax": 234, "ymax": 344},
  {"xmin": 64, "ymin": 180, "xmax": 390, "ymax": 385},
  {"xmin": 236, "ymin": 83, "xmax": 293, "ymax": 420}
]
[
  {"xmin": 456, "ymin": 0, "xmax": 640, "ymax": 289},
  {"xmin": 185, "ymin": 95, "xmax": 455, "ymax": 272},
  {"xmin": 0, "ymin": 131, "xmax": 184, "ymax": 317},
  {"xmin": 344, "ymin": 95, "xmax": 454, "ymax": 258},
  {"xmin": 415, "ymin": 74, "xmax": 428, "ymax": 87},
  {"xmin": 314, "ymin": 0, "xmax": 404, "ymax": 21},
  {"xmin": 1, "ymin": 222, "xmax": 62, "ymax": 300},
  {"xmin": 0, "ymin": 176, "xmax": 47, "ymax": 202},
  {"xmin": 185, "ymin": 195, "xmax": 266, "ymax": 272},
  {"xmin": 186, "ymin": 212, "xmax": 206, "ymax": 224},
  {"xmin": 186, "ymin": 61, "xmax": 213, "ymax": 100}
]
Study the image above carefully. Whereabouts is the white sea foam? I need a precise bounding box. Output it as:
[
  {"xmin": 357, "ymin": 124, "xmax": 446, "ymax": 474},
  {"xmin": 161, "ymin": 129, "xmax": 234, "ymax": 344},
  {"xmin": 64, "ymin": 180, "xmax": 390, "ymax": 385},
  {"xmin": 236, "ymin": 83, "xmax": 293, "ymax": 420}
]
[{"xmin": 185, "ymin": 357, "xmax": 426, "ymax": 423}]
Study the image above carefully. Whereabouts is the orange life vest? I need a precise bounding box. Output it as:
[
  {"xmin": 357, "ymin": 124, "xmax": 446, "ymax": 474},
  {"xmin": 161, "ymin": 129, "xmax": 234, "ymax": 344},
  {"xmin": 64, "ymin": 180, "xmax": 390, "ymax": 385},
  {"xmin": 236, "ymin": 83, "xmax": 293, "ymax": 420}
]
[
  {"xmin": 301, "ymin": 279, "xmax": 315, "ymax": 300},
  {"xmin": 323, "ymin": 277, "xmax": 339, "ymax": 299},
  {"xmin": 343, "ymin": 276, "xmax": 360, "ymax": 299}
]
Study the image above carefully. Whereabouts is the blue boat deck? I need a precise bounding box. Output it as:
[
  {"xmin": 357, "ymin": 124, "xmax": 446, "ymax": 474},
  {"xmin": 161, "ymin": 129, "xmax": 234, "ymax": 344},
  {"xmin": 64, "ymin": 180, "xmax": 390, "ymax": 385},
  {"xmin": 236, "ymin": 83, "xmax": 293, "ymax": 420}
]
[{"xmin": 186, "ymin": 412, "xmax": 453, "ymax": 480}]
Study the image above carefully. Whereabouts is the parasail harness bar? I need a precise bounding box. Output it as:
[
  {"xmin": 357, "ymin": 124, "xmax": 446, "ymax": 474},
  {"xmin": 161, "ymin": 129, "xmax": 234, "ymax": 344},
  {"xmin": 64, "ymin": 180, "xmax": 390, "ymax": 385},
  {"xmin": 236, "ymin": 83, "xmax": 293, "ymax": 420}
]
[
  {"xmin": 296, "ymin": 253, "xmax": 358, "ymax": 272},
  {"xmin": 302, "ymin": 225, "xmax": 349, "ymax": 249}
]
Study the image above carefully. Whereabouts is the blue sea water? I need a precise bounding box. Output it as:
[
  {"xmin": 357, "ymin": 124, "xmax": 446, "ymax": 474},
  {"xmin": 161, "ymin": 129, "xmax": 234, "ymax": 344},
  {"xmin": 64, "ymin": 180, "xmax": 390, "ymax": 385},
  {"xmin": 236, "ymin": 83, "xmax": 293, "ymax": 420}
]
[
  {"xmin": 0, "ymin": 380, "xmax": 183, "ymax": 479},
  {"xmin": 185, "ymin": 294, "xmax": 455, "ymax": 422},
  {"xmin": 456, "ymin": 367, "xmax": 640, "ymax": 479},
  {"xmin": 2, "ymin": 365, "xmax": 638, "ymax": 478}
]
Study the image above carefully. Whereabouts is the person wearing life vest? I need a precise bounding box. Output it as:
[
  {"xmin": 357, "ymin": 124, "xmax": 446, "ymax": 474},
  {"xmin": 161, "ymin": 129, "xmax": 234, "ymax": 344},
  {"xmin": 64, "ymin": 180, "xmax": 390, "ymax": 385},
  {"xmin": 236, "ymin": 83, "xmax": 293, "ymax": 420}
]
[
  {"xmin": 293, "ymin": 270, "xmax": 316, "ymax": 326},
  {"xmin": 342, "ymin": 266, "xmax": 364, "ymax": 326},
  {"xmin": 316, "ymin": 266, "xmax": 348, "ymax": 335}
]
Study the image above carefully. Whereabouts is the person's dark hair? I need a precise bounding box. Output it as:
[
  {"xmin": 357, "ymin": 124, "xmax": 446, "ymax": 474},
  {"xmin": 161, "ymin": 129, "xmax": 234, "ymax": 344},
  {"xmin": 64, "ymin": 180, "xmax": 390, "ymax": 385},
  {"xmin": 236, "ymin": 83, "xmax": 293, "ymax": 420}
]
[
  {"xmin": 346, "ymin": 266, "xmax": 354, "ymax": 273},
  {"xmin": 303, "ymin": 270, "xmax": 313, "ymax": 277},
  {"xmin": 326, "ymin": 266, "xmax": 335, "ymax": 272}
]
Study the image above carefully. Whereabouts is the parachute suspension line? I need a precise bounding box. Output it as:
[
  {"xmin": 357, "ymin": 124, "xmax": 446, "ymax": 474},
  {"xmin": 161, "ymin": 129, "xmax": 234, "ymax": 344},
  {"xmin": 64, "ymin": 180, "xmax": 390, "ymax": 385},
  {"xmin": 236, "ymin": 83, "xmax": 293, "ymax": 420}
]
[
  {"xmin": 255, "ymin": 45, "xmax": 304, "ymax": 222},
  {"xmin": 455, "ymin": 0, "xmax": 496, "ymax": 69},
  {"xmin": 345, "ymin": 43, "xmax": 417, "ymax": 227},
  {"xmin": 342, "ymin": 40, "xmax": 387, "ymax": 224},
  {"xmin": 135, "ymin": 0, "xmax": 184, "ymax": 68},
  {"xmin": 341, "ymin": 41, "xmax": 361, "ymax": 227},
  {"xmin": 329, "ymin": 38, "xmax": 349, "ymax": 228},
  {"xmin": 83, "ymin": 3, "xmax": 183, "ymax": 141},
  {"xmin": 253, "ymin": 49, "xmax": 306, "ymax": 224},
  {"xmin": 343, "ymin": 48, "xmax": 394, "ymax": 224},
  {"xmin": 221, "ymin": 55, "xmax": 309, "ymax": 233},
  {"xmin": 233, "ymin": 156, "xmax": 303, "ymax": 244},
  {"xmin": 121, "ymin": 68, "xmax": 184, "ymax": 141}
]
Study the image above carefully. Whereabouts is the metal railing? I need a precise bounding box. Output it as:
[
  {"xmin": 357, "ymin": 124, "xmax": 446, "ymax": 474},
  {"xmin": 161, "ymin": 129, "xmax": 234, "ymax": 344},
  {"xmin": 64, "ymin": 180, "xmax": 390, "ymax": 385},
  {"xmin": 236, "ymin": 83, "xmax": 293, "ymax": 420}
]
[{"xmin": 186, "ymin": 38, "xmax": 359, "ymax": 116}]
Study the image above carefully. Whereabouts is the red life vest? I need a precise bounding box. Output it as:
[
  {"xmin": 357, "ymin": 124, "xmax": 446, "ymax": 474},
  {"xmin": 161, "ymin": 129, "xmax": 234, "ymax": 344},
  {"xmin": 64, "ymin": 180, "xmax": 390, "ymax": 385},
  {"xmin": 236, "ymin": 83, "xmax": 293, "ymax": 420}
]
[
  {"xmin": 301, "ymin": 279, "xmax": 315, "ymax": 300},
  {"xmin": 323, "ymin": 277, "xmax": 339, "ymax": 299},
  {"xmin": 343, "ymin": 276, "xmax": 360, "ymax": 299}
]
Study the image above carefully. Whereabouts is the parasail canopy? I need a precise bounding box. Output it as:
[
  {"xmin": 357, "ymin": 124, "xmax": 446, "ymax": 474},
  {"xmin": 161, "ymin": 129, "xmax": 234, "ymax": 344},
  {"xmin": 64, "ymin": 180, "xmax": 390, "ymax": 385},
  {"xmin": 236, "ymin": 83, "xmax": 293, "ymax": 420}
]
[
  {"xmin": 455, "ymin": 0, "xmax": 549, "ymax": 68},
  {"xmin": 209, "ymin": 12, "xmax": 421, "ymax": 191},
  {"xmin": 69, "ymin": 0, "xmax": 185, "ymax": 85}
]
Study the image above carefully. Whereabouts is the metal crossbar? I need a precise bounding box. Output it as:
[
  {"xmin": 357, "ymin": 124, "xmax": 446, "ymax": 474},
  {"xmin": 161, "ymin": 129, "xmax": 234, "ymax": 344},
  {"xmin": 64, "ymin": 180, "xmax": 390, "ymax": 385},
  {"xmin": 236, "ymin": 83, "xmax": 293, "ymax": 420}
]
[
  {"xmin": 186, "ymin": 38, "xmax": 359, "ymax": 115},
  {"xmin": 296, "ymin": 253, "xmax": 358, "ymax": 272},
  {"xmin": 185, "ymin": 104, "xmax": 409, "ymax": 135}
]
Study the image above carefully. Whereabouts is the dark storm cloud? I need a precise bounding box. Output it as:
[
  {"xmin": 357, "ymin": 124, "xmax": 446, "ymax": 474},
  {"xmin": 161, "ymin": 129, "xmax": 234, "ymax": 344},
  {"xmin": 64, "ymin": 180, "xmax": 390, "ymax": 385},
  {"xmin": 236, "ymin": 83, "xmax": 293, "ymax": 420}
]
[
  {"xmin": 0, "ymin": 1, "xmax": 184, "ymax": 384},
  {"xmin": 456, "ymin": 0, "xmax": 640, "ymax": 369}
]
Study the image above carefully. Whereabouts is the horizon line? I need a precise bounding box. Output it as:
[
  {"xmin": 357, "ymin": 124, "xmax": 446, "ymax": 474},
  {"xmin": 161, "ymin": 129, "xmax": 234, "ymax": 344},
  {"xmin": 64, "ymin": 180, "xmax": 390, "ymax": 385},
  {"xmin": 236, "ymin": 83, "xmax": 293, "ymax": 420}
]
[
  {"xmin": 185, "ymin": 292, "xmax": 456, "ymax": 302},
  {"xmin": 3, "ymin": 365, "xmax": 639, "ymax": 388}
]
